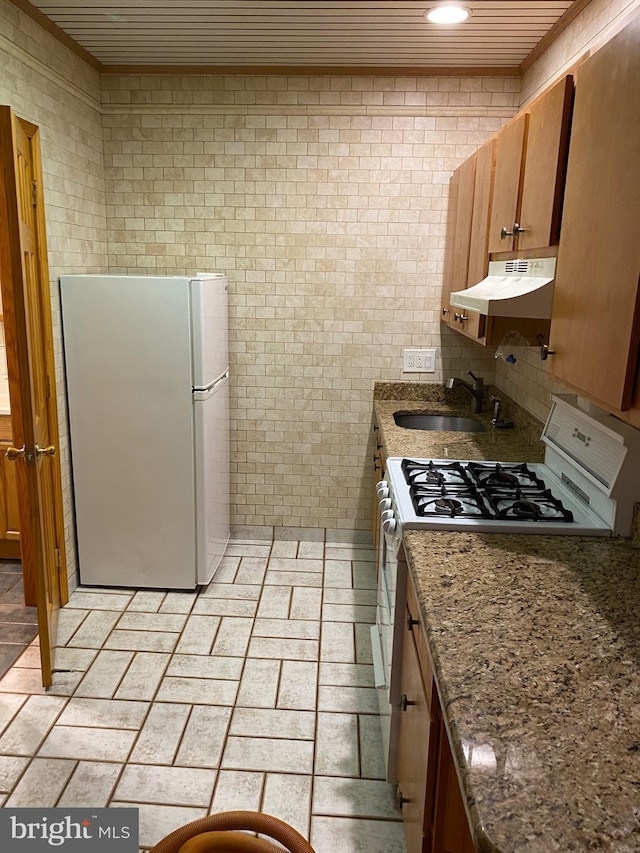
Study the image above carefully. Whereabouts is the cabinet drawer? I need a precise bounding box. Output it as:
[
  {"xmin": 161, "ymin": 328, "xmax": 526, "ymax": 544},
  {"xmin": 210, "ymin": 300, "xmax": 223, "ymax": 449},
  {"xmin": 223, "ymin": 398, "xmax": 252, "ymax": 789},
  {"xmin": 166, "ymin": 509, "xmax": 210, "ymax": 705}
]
[{"xmin": 406, "ymin": 573, "xmax": 433, "ymax": 707}]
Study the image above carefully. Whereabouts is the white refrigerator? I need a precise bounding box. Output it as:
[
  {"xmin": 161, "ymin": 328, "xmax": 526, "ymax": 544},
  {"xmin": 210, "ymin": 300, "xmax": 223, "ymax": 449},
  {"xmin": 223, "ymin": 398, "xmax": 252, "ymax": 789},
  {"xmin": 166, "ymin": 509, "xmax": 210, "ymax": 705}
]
[{"xmin": 59, "ymin": 273, "xmax": 230, "ymax": 589}]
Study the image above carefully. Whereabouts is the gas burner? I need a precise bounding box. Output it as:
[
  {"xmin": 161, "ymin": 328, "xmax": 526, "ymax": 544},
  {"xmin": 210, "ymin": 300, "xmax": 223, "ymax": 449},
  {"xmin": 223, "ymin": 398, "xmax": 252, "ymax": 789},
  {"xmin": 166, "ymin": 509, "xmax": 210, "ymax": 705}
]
[
  {"xmin": 467, "ymin": 462, "xmax": 547, "ymax": 491},
  {"xmin": 485, "ymin": 469, "xmax": 519, "ymax": 487},
  {"xmin": 402, "ymin": 459, "xmax": 475, "ymax": 489},
  {"xmin": 490, "ymin": 489, "xmax": 574, "ymax": 523},
  {"xmin": 435, "ymin": 497, "xmax": 463, "ymax": 514},
  {"xmin": 411, "ymin": 486, "xmax": 494, "ymax": 519}
]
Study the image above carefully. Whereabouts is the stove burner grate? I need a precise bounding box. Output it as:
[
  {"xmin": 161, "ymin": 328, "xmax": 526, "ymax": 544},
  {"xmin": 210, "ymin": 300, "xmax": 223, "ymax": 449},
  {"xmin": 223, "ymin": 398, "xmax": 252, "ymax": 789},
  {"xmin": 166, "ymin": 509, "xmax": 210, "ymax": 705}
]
[
  {"xmin": 466, "ymin": 461, "xmax": 547, "ymax": 491},
  {"xmin": 411, "ymin": 485, "xmax": 494, "ymax": 519},
  {"xmin": 490, "ymin": 489, "xmax": 574, "ymax": 523},
  {"xmin": 402, "ymin": 459, "xmax": 475, "ymax": 489}
]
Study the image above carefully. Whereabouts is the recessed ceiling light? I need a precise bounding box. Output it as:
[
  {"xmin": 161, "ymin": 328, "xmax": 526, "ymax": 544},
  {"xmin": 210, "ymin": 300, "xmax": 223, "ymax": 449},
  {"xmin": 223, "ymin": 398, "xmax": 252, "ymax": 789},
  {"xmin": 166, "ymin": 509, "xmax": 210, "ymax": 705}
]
[{"xmin": 425, "ymin": 4, "xmax": 471, "ymax": 24}]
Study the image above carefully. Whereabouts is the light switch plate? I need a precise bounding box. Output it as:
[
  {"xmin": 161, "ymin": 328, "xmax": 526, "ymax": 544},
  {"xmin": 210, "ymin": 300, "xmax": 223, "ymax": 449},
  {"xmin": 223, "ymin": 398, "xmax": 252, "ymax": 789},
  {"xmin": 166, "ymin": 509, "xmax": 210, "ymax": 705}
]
[{"xmin": 403, "ymin": 348, "xmax": 436, "ymax": 373}]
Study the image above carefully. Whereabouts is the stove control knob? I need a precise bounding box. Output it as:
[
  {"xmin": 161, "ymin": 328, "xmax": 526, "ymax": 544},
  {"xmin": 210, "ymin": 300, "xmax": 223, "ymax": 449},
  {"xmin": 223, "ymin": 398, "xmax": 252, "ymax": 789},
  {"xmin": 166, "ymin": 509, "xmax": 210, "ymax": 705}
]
[
  {"xmin": 381, "ymin": 509, "xmax": 394, "ymax": 523},
  {"xmin": 378, "ymin": 497, "xmax": 392, "ymax": 512},
  {"xmin": 382, "ymin": 515, "xmax": 397, "ymax": 534},
  {"xmin": 376, "ymin": 481, "xmax": 389, "ymax": 500}
]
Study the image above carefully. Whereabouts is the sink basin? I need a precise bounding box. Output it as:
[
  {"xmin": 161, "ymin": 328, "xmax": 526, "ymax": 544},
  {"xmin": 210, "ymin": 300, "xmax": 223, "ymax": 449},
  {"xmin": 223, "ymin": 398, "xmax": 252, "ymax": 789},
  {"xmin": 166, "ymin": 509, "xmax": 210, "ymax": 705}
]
[{"xmin": 393, "ymin": 413, "xmax": 486, "ymax": 432}]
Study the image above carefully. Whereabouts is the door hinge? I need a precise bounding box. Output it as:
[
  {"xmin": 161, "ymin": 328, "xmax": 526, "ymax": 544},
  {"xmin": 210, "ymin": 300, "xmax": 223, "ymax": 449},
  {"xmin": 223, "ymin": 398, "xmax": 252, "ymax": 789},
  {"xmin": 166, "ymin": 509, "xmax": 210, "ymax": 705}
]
[
  {"xmin": 45, "ymin": 374, "xmax": 51, "ymax": 399},
  {"xmin": 55, "ymin": 547, "xmax": 61, "ymax": 569},
  {"xmin": 32, "ymin": 179, "xmax": 38, "ymax": 206}
]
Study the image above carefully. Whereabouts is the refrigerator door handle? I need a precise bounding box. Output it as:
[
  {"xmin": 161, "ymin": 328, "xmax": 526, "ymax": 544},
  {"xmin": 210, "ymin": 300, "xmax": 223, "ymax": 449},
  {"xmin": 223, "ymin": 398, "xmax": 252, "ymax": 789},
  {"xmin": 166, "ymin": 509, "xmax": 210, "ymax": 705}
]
[{"xmin": 193, "ymin": 371, "xmax": 229, "ymax": 401}]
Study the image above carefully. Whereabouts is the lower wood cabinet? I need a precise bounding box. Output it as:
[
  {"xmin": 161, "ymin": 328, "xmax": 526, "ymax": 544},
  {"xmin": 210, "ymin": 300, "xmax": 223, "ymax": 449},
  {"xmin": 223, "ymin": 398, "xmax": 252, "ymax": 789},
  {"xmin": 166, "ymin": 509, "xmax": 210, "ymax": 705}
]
[
  {"xmin": 0, "ymin": 441, "xmax": 21, "ymax": 559},
  {"xmin": 397, "ymin": 573, "xmax": 476, "ymax": 853}
]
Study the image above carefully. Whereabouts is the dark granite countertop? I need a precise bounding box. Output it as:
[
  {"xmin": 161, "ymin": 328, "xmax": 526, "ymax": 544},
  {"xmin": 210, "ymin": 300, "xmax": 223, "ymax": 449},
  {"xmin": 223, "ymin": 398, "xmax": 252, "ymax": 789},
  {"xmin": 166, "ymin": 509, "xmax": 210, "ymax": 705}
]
[{"xmin": 373, "ymin": 382, "xmax": 640, "ymax": 853}]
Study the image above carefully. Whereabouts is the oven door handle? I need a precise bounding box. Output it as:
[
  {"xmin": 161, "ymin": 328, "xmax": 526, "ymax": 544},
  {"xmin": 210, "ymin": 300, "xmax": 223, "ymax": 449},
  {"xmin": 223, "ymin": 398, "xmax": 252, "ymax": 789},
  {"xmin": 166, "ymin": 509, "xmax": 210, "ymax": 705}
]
[{"xmin": 370, "ymin": 626, "xmax": 386, "ymax": 688}]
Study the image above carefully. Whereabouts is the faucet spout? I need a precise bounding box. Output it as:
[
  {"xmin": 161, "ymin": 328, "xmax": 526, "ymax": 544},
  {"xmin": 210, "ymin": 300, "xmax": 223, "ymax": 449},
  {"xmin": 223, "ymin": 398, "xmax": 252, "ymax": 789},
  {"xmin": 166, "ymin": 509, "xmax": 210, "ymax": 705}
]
[{"xmin": 446, "ymin": 371, "xmax": 484, "ymax": 413}]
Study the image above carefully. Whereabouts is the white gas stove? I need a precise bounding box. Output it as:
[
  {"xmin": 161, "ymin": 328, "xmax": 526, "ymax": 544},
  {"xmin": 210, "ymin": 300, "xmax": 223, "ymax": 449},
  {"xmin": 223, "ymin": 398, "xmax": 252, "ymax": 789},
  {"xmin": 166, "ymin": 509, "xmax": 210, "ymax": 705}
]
[{"xmin": 378, "ymin": 395, "xmax": 640, "ymax": 546}]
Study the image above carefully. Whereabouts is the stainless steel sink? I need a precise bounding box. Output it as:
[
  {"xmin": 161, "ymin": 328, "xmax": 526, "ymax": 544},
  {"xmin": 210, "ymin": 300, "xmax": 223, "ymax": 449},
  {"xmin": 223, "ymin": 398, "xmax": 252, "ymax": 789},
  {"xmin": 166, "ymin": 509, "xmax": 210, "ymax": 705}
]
[{"xmin": 393, "ymin": 412, "xmax": 486, "ymax": 432}]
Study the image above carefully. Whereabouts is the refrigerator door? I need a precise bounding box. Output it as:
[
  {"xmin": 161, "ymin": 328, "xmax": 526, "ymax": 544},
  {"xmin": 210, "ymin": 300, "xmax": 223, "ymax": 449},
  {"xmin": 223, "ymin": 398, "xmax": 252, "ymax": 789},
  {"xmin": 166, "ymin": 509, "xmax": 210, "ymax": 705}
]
[
  {"xmin": 60, "ymin": 274, "xmax": 197, "ymax": 589},
  {"xmin": 193, "ymin": 373, "xmax": 230, "ymax": 584},
  {"xmin": 190, "ymin": 274, "xmax": 228, "ymax": 389}
]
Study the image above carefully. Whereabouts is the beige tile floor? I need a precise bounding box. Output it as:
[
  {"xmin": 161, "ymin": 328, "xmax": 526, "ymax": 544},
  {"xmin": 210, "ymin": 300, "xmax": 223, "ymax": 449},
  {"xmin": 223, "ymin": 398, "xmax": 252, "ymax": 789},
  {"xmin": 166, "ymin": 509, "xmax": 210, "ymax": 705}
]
[{"xmin": 0, "ymin": 539, "xmax": 407, "ymax": 852}]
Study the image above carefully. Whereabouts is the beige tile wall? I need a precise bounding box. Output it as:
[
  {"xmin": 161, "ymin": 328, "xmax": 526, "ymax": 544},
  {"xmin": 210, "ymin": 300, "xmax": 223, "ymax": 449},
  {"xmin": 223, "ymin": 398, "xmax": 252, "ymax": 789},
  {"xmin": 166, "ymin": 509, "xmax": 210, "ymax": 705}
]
[
  {"xmin": 494, "ymin": 0, "xmax": 640, "ymax": 422},
  {"xmin": 101, "ymin": 74, "xmax": 520, "ymax": 533},
  {"xmin": 0, "ymin": 0, "xmax": 108, "ymax": 587}
]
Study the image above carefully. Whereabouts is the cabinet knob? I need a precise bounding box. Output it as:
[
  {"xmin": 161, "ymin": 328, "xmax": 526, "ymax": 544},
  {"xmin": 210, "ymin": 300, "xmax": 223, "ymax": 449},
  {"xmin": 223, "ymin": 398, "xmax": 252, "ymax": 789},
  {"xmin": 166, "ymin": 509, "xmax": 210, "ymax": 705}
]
[
  {"xmin": 407, "ymin": 612, "xmax": 419, "ymax": 632},
  {"xmin": 500, "ymin": 222, "xmax": 526, "ymax": 239},
  {"xmin": 454, "ymin": 312, "xmax": 467, "ymax": 323},
  {"xmin": 442, "ymin": 307, "xmax": 449, "ymax": 315},
  {"xmin": 400, "ymin": 693, "xmax": 416, "ymax": 712},
  {"xmin": 540, "ymin": 344, "xmax": 555, "ymax": 361},
  {"xmin": 395, "ymin": 786, "xmax": 409, "ymax": 810}
]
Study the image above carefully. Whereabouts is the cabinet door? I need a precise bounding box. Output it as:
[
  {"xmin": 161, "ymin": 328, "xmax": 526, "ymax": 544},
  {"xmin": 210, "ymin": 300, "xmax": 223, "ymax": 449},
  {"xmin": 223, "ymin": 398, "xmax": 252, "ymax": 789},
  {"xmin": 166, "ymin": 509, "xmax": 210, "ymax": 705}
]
[
  {"xmin": 441, "ymin": 165, "xmax": 461, "ymax": 325},
  {"xmin": 0, "ymin": 443, "xmax": 21, "ymax": 556},
  {"xmin": 517, "ymin": 75, "xmax": 573, "ymax": 251},
  {"xmin": 442, "ymin": 158, "xmax": 475, "ymax": 325},
  {"xmin": 432, "ymin": 698, "xmax": 476, "ymax": 853},
  {"xmin": 467, "ymin": 138, "xmax": 495, "ymax": 287},
  {"xmin": 397, "ymin": 610, "xmax": 436, "ymax": 853},
  {"xmin": 549, "ymin": 17, "xmax": 640, "ymax": 412},
  {"xmin": 488, "ymin": 112, "xmax": 528, "ymax": 254},
  {"xmin": 441, "ymin": 157, "xmax": 483, "ymax": 339}
]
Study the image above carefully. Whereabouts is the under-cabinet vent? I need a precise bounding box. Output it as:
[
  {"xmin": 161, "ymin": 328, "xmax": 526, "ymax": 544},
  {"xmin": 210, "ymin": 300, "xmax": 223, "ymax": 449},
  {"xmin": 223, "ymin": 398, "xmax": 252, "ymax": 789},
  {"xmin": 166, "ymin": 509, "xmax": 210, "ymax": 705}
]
[
  {"xmin": 449, "ymin": 257, "xmax": 557, "ymax": 318},
  {"xmin": 505, "ymin": 259, "xmax": 530, "ymax": 274}
]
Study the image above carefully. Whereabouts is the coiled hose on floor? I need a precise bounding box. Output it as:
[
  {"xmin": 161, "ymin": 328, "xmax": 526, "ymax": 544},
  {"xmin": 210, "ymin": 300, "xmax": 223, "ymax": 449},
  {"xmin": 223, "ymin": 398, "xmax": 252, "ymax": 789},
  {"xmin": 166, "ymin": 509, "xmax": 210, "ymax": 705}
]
[{"xmin": 149, "ymin": 810, "xmax": 316, "ymax": 853}]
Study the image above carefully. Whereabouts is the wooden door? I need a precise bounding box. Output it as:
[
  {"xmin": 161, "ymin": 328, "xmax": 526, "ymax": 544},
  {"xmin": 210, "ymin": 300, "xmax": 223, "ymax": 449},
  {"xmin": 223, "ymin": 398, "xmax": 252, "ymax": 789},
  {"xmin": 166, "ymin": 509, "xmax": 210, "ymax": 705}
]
[
  {"xmin": 517, "ymin": 75, "xmax": 573, "ymax": 251},
  {"xmin": 487, "ymin": 112, "xmax": 529, "ymax": 254},
  {"xmin": 550, "ymin": 17, "xmax": 640, "ymax": 413},
  {"xmin": 0, "ymin": 107, "xmax": 68, "ymax": 686}
]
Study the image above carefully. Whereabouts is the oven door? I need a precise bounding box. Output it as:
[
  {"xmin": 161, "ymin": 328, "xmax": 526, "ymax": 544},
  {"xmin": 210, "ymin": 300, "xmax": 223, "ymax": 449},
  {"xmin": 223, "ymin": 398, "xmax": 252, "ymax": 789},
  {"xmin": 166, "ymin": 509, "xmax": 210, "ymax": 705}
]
[{"xmin": 371, "ymin": 520, "xmax": 406, "ymax": 782}]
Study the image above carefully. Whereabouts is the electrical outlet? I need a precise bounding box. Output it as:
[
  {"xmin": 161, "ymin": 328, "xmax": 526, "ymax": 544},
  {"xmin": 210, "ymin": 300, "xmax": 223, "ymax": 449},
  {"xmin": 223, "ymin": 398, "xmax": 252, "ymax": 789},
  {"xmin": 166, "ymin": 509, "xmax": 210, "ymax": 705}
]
[{"xmin": 403, "ymin": 348, "xmax": 436, "ymax": 373}]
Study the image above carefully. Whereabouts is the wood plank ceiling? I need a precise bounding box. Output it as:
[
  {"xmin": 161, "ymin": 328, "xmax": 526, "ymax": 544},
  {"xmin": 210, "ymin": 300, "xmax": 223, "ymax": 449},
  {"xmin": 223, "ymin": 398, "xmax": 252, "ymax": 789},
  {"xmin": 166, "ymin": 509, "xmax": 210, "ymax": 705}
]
[{"xmin": 25, "ymin": 0, "xmax": 578, "ymax": 71}]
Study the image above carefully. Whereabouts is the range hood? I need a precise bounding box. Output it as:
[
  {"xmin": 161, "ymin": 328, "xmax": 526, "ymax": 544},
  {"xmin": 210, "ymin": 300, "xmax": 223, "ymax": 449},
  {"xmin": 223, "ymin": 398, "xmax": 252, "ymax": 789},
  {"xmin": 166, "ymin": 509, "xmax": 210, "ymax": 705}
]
[{"xmin": 450, "ymin": 257, "xmax": 556, "ymax": 318}]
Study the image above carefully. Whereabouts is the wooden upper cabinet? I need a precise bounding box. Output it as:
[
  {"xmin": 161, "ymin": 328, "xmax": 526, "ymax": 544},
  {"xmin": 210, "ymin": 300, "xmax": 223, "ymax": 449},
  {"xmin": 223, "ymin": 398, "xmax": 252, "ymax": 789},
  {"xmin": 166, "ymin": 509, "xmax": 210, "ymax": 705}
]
[
  {"xmin": 487, "ymin": 112, "xmax": 528, "ymax": 254},
  {"xmin": 517, "ymin": 75, "xmax": 573, "ymax": 251},
  {"xmin": 441, "ymin": 165, "xmax": 462, "ymax": 324},
  {"xmin": 488, "ymin": 74, "xmax": 573, "ymax": 255},
  {"xmin": 450, "ymin": 156, "xmax": 476, "ymax": 298},
  {"xmin": 467, "ymin": 138, "xmax": 496, "ymax": 287},
  {"xmin": 441, "ymin": 158, "xmax": 474, "ymax": 320},
  {"xmin": 549, "ymin": 17, "xmax": 640, "ymax": 413},
  {"xmin": 441, "ymin": 156, "xmax": 483, "ymax": 338}
]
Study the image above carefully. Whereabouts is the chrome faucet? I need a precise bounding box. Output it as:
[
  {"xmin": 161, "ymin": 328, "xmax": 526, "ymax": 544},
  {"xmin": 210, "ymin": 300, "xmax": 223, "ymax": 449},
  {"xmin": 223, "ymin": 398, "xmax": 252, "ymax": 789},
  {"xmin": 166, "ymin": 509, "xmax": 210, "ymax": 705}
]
[{"xmin": 446, "ymin": 370, "xmax": 484, "ymax": 413}]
